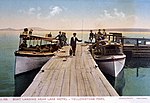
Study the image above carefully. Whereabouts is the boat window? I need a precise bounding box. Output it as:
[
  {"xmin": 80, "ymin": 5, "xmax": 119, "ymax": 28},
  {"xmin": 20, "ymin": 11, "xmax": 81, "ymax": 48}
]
[
  {"xmin": 105, "ymin": 46, "xmax": 122, "ymax": 55},
  {"xmin": 105, "ymin": 45, "xmax": 116, "ymax": 49}
]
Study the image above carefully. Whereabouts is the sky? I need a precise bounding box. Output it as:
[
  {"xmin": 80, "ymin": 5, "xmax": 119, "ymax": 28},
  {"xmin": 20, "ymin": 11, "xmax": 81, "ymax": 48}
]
[{"xmin": 0, "ymin": 0, "xmax": 150, "ymax": 29}]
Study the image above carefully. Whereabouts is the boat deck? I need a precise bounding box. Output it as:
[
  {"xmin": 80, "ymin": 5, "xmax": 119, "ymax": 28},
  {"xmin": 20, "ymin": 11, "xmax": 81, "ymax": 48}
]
[{"xmin": 21, "ymin": 44, "xmax": 118, "ymax": 96}]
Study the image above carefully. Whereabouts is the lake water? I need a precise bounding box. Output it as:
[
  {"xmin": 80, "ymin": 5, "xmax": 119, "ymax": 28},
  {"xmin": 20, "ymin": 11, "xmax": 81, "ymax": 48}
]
[
  {"xmin": 1, "ymin": 31, "xmax": 150, "ymax": 96},
  {"xmin": 0, "ymin": 31, "xmax": 18, "ymax": 96}
]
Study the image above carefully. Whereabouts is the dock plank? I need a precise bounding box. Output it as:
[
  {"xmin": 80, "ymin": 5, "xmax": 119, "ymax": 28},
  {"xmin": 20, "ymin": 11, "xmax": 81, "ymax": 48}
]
[
  {"xmin": 22, "ymin": 44, "xmax": 118, "ymax": 96},
  {"xmin": 32, "ymin": 58, "xmax": 61, "ymax": 96},
  {"xmin": 38, "ymin": 70, "xmax": 55, "ymax": 96},
  {"xmin": 51, "ymin": 69, "xmax": 65, "ymax": 96},
  {"xmin": 70, "ymin": 56, "xmax": 78, "ymax": 96},
  {"xmin": 75, "ymin": 54, "xmax": 86, "ymax": 96},
  {"xmin": 60, "ymin": 58, "xmax": 71, "ymax": 96},
  {"xmin": 81, "ymin": 70, "xmax": 93, "ymax": 96},
  {"xmin": 45, "ymin": 60, "xmax": 63, "ymax": 96},
  {"xmin": 76, "ymin": 70, "xmax": 86, "ymax": 96}
]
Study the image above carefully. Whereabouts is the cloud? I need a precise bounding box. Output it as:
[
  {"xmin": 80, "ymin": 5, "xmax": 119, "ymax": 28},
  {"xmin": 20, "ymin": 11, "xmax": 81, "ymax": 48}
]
[
  {"xmin": 18, "ymin": 6, "xmax": 63, "ymax": 20},
  {"xmin": 18, "ymin": 9, "xmax": 25, "ymax": 14},
  {"xmin": 37, "ymin": 7, "xmax": 41, "ymax": 11},
  {"xmin": 28, "ymin": 8, "xmax": 36, "ymax": 15},
  {"xmin": 114, "ymin": 8, "xmax": 125, "ymax": 18},
  {"xmin": 37, "ymin": 13, "xmax": 42, "ymax": 19},
  {"xmin": 95, "ymin": 8, "xmax": 138, "ymax": 28},
  {"xmin": 104, "ymin": 10, "xmax": 113, "ymax": 18},
  {"xmin": 49, "ymin": 6, "xmax": 63, "ymax": 16},
  {"xmin": 18, "ymin": 7, "xmax": 36, "ymax": 15},
  {"xmin": 44, "ymin": 6, "xmax": 63, "ymax": 19},
  {"xmin": 102, "ymin": 8, "xmax": 125, "ymax": 19}
]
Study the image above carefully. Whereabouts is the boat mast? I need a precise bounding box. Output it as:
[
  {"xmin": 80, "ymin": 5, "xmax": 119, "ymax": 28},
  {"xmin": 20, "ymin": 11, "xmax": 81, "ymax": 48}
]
[{"xmin": 81, "ymin": 19, "xmax": 84, "ymax": 55}]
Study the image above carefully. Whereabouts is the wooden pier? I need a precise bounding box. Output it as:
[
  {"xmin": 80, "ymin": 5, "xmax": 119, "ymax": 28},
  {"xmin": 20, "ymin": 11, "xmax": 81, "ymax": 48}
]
[
  {"xmin": 21, "ymin": 44, "xmax": 118, "ymax": 96},
  {"xmin": 106, "ymin": 33, "xmax": 150, "ymax": 58},
  {"xmin": 122, "ymin": 37, "xmax": 150, "ymax": 58}
]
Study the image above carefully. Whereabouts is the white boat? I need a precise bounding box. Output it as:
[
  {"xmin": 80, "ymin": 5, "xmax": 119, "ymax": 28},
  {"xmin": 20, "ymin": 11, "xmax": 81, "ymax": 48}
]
[
  {"xmin": 14, "ymin": 34, "xmax": 59, "ymax": 75},
  {"xmin": 93, "ymin": 42, "xmax": 126, "ymax": 77},
  {"xmin": 93, "ymin": 41, "xmax": 126, "ymax": 77}
]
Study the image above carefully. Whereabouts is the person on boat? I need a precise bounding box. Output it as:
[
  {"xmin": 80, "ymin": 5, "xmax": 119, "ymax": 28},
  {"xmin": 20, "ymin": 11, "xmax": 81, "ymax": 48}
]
[
  {"xmin": 89, "ymin": 30, "xmax": 94, "ymax": 43},
  {"xmin": 95, "ymin": 29, "xmax": 102, "ymax": 42},
  {"xmin": 29, "ymin": 29, "xmax": 33, "ymax": 36},
  {"xmin": 61, "ymin": 32, "xmax": 67, "ymax": 46},
  {"xmin": 102, "ymin": 29, "xmax": 107, "ymax": 39},
  {"xmin": 48, "ymin": 32, "xmax": 52, "ymax": 37},
  {"xmin": 70, "ymin": 33, "xmax": 82, "ymax": 56},
  {"xmin": 55, "ymin": 31, "xmax": 63, "ymax": 47},
  {"xmin": 22, "ymin": 28, "xmax": 28, "ymax": 35},
  {"xmin": 97, "ymin": 29, "xmax": 103, "ymax": 39},
  {"xmin": 97, "ymin": 29, "xmax": 102, "ymax": 34},
  {"xmin": 62, "ymin": 32, "xmax": 67, "ymax": 46},
  {"xmin": 19, "ymin": 40, "xmax": 27, "ymax": 50}
]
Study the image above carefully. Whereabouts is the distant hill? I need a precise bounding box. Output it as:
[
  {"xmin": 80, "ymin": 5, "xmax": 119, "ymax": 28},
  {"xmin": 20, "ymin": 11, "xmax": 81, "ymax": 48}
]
[
  {"xmin": 106, "ymin": 28, "xmax": 150, "ymax": 32},
  {"xmin": 1, "ymin": 27, "xmax": 150, "ymax": 32},
  {"xmin": 0, "ymin": 28, "xmax": 18, "ymax": 31},
  {"xmin": 0, "ymin": 27, "xmax": 49, "ymax": 31}
]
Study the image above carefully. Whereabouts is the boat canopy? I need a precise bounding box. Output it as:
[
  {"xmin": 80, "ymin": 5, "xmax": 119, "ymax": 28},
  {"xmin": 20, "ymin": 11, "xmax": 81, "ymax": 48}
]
[
  {"xmin": 20, "ymin": 35, "xmax": 54, "ymax": 42},
  {"xmin": 18, "ymin": 34, "xmax": 59, "ymax": 52}
]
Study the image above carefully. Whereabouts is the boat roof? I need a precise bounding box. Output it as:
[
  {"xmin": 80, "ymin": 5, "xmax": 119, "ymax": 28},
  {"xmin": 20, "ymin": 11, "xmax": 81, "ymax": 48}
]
[{"xmin": 20, "ymin": 34, "xmax": 56, "ymax": 42}]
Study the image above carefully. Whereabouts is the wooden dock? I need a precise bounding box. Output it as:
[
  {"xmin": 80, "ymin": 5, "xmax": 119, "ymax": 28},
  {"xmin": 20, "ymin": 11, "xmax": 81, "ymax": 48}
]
[
  {"xmin": 21, "ymin": 44, "xmax": 118, "ymax": 96},
  {"xmin": 122, "ymin": 37, "xmax": 150, "ymax": 58}
]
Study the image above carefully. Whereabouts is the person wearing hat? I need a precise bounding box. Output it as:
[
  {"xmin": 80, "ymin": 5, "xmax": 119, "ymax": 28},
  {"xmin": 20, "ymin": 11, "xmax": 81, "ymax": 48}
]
[
  {"xmin": 22, "ymin": 28, "xmax": 28, "ymax": 35},
  {"xmin": 29, "ymin": 29, "xmax": 33, "ymax": 36},
  {"xmin": 70, "ymin": 33, "xmax": 82, "ymax": 56}
]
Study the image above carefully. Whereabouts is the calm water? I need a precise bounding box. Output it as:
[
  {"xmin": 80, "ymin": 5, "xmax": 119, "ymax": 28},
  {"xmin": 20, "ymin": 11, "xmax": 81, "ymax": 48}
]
[
  {"xmin": 104, "ymin": 57, "xmax": 150, "ymax": 96},
  {"xmin": 0, "ymin": 31, "xmax": 18, "ymax": 96},
  {"xmin": 123, "ymin": 57, "xmax": 150, "ymax": 96},
  {"xmin": 1, "ymin": 31, "xmax": 150, "ymax": 96}
]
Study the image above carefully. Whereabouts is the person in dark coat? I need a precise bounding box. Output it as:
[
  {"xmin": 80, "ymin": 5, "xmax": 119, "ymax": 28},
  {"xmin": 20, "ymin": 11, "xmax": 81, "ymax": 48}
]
[
  {"xmin": 70, "ymin": 33, "xmax": 82, "ymax": 56},
  {"xmin": 29, "ymin": 29, "xmax": 33, "ymax": 36},
  {"xmin": 89, "ymin": 30, "xmax": 94, "ymax": 42},
  {"xmin": 55, "ymin": 31, "xmax": 63, "ymax": 47}
]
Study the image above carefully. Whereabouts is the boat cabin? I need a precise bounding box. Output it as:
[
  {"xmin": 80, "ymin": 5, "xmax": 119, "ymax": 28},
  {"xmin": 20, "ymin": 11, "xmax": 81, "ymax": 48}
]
[
  {"xmin": 18, "ymin": 34, "xmax": 59, "ymax": 52},
  {"xmin": 93, "ymin": 32, "xmax": 123, "ymax": 56},
  {"xmin": 103, "ymin": 43, "xmax": 123, "ymax": 55}
]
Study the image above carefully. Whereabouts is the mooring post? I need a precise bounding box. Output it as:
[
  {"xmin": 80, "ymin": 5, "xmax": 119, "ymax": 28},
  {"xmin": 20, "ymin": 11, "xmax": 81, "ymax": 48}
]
[
  {"xmin": 136, "ymin": 67, "xmax": 139, "ymax": 77},
  {"xmin": 136, "ymin": 39, "xmax": 139, "ymax": 47}
]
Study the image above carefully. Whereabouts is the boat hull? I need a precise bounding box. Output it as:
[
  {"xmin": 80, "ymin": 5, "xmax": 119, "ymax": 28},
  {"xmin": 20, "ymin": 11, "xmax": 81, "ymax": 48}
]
[
  {"xmin": 95, "ymin": 55, "xmax": 126, "ymax": 77},
  {"xmin": 15, "ymin": 56, "xmax": 51, "ymax": 75}
]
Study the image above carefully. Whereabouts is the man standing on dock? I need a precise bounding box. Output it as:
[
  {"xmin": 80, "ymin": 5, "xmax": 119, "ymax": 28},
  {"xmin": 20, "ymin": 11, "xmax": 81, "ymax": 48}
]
[
  {"xmin": 89, "ymin": 30, "xmax": 94, "ymax": 43},
  {"xmin": 70, "ymin": 33, "xmax": 82, "ymax": 56}
]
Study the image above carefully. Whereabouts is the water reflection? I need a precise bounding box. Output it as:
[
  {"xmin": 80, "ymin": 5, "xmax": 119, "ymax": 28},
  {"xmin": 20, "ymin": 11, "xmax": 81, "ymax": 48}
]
[
  {"xmin": 125, "ymin": 57, "xmax": 150, "ymax": 68},
  {"xmin": 101, "ymin": 56, "xmax": 150, "ymax": 96},
  {"xmin": 123, "ymin": 57, "xmax": 150, "ymax": 96},
  {"xmin": 103, "ymin": 70, "xmax": 125, "ymax": 96},
  {"xmin": 14, "ymin": 68, "xmax": 40, "ymax": 96},
  {"xmin": 125, "ymin": 57, "xmax": 150, "ymax": 77}
]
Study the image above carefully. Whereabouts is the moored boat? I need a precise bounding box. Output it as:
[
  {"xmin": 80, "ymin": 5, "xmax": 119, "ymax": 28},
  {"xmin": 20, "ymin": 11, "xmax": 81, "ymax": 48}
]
[
  {"xmin": 93, "ymin": 42, "xmax": 126, "ymax": 77},
  {"xmin": 91, "ymin": 33, "xmax": 126, "ymax": 77},
  {"xmin": 15, "ymin": 34, "xmax": 59, "ymax": 75}
]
